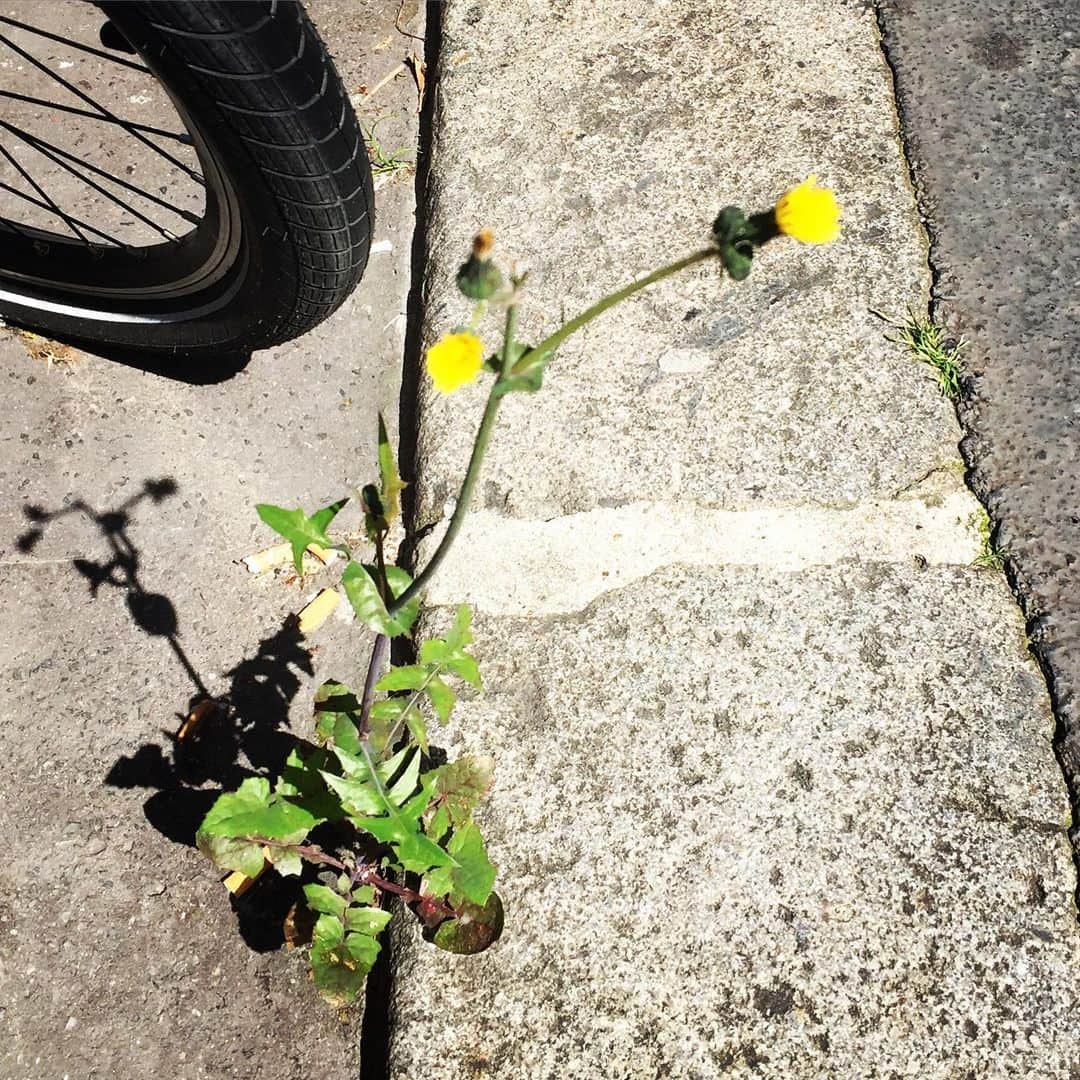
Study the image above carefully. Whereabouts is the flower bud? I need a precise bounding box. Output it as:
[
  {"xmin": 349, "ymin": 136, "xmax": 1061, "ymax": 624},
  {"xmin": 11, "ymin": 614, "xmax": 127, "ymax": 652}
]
[{"xmin": 456, "ymin": 230, "xmax": 503, "ymax": 300}]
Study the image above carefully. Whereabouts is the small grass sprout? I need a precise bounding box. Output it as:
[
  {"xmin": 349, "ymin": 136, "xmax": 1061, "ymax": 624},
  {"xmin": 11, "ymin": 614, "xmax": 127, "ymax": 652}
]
[
  {"xmin": 875, "ymin": 307, "xmax": 967, "ymax": 399},
  {"xmin": 361, "ymin": 118, "xmax": 412, "ymax": 176},
  {"xmin": 970, "ymin": 508, "xmax": 1008, "ymax": 571}
]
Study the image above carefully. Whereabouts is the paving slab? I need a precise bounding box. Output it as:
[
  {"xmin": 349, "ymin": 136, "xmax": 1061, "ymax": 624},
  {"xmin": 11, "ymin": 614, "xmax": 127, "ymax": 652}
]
[
  {"xmin": 388, "ymin": 0, "xmax": 1080, "ymax": 1075},
  {"xmin": 0, "ymin": 2, "xmax": 422, "ymax": 1076},
  {"xmin": 877, "ymin": 0, "xmax": 1080, "ymax": 852}
]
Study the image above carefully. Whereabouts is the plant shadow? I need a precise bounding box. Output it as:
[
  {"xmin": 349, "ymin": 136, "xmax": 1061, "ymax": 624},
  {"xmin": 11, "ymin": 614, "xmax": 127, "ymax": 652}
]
[{"xmin": 16, "ymin": 479, "xmax": 315, "ymax": 950}]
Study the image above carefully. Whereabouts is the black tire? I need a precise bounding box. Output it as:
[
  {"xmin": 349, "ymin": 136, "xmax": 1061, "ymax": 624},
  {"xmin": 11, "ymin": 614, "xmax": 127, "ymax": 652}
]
[{"xmin": 0, "ymin": 0, "xmax": 373, "ymax": 358}]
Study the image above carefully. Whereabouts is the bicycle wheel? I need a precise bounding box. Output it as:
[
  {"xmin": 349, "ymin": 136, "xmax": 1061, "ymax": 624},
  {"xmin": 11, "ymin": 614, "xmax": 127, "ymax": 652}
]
[{"xmin": 0, "ymin": 0, "xmax": 373, "ymax": 359}]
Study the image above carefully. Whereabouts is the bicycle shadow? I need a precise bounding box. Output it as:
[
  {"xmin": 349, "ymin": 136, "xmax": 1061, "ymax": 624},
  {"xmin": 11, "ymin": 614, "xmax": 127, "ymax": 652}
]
[{"xmin": 16, "ymin": 479, "xmax": 315, "ymax": 949}]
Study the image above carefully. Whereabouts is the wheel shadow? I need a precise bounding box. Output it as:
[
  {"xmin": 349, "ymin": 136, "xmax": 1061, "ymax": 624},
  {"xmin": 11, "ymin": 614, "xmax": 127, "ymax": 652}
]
[
  {"xmin": 16, "ymin": 479, "xmax": 316, "ymax": 949},
  {"xmin": 2, "ymin": 313, "xmax": 252, "ymax": 384}
]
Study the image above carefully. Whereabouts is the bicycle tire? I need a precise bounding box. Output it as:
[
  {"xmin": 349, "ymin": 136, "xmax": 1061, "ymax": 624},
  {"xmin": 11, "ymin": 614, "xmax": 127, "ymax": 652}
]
[{"xmin": 0, "ymin": 0, "xmax": 374, "ymax": 358}]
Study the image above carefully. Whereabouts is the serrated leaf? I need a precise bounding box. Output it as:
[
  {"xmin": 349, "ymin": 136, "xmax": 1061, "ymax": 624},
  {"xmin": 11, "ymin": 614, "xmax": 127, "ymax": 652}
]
[
  {"xmin": 431, "ymin": 891, "xmax": 504, "ymax": 955},
  {"xmin": 304, "ymin": 884, "xmax": 347, "ymax": 917},
  {"xmin": 309, "ymin": 913, "xmax": 376, "ymax": 1006},
  {"xmin": 341, "ymin": 562, "xmax": 420, "ymax": 637},
  {"xmin": 405, "ymin": 708, "xmax": 429, "ymax": 755},
  {"xmin": 313, "ymin": 682, "xmax": 363, "ymax": 754},
  {"xmin": 377, "ymin": 414, "xmax": 407, "ymax": 525},
  {"xmin": 351, "ymin": 885, "xmax": 375, "ymax": 905},
  {"xmin": 433, "ymin": 755, "xmax": 495, "ymax": 825},
  {"xmin": 345, "ymin": 906, "xmax": 393, "ymax": 935},
  {"xmin": 426, "ymin": 675, "xmax": 455, "ymax": 724},
  {"xmin": 423, "ymin": 822, "xmax": 496, "ymax": 906},
  {"xmin": 445, "ymin": 653, "xmax": 481, "ymax": 688},
  {"xmin": 444, "ymin": 605, "xmax": 473, "ymax": 651},
  {"xmin": 276, "ymin": 748, "xmax": 343, "ymax": 823},
  {"xmin": 200, "ymin": 777, "xmax": 318, "ymax": 840},
  {"xmin": 446, "ymin": 822, "xmax": 496, "ymax": 905},
  {"xmin": 375, "ymin": 665, "xmax": 429, "ymax": 692},
  {"xmin": 256, "ymin": 499, "xmax": 347, "ymax": 574},
  {"xmin": 195, "ymin": 832, "xmax": 266, "ymax": 879},
  {"xmin": 320, "ymin": 747, "xmax": 452, "ymax": 875}
]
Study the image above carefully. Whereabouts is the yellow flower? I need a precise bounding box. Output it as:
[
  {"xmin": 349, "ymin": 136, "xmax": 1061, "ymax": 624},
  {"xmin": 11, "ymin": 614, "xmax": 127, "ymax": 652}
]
[
  {"xmin": 425, "ymin": 332, "xmax": 484, "ymax": 393},
  {"xmin": 774, "ymin": 176, "xmax": 841, "ymax": 244}
]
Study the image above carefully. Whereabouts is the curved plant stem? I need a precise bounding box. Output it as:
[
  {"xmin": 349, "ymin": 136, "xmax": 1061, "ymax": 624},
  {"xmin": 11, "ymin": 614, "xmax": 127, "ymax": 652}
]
[
  {"xmin": 387, "ymin": 246, "xmax": 720, "ymax": 616},
  {"xmin": 519, "ymin": 246, "xmax": 717, "ymax": 367}
]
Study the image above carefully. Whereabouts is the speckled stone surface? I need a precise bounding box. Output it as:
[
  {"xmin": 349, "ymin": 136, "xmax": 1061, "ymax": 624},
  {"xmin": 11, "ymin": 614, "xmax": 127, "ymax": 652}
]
[
  {"xmin": 388, "ymin": 0, "xmax": 1080, "ymax": 1075},
  {"xmin": 412, "ymin": 0, "xmax": 957, "ymax": 525},
  {"xmin": 392, "ymin": 565, "xmax": 1080, "ymax": 1078},
  {"xmin": 877, "ymin": 0, "xmax": 1080, "ymax": 857}
]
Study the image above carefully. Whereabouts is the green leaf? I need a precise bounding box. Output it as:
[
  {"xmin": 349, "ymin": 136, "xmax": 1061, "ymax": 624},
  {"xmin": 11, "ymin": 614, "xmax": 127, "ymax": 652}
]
[
  {"xmin": 447, "ymin": 822, "xmax": 496, "ymax": 905},
  {"xmin": 304, "ymin": 884, "xmax": 347, "ymax": 917},
  {"xmin": 445, "ymin": 654, "xmax": 481, "ymax": 689},
  {"xmin": 375, "ymin": 665, "xmax": 429, "ymax": 692},
  {"xmin": 270, "ymin": 848, "xmax": 302, "ymax": 877},
  {"xmin": 309, "ymin": 912, "xmax": 378, "ymax": 1005},
  {"xmin": 345, "ymin": 905, "xmax": 393, "ymax": 935},
  {"xmin": 423, "ymin": 822, "xmax": 496, "ymax": 906},
  {"xmin": 341, "ymin": 562, "xmax": 420, "ymax": 637},
  {"xmin": 404, "ymin": 708, "xmax": 429, "ymax": 756},
  {"xmin": 426, "ymin": 675, "xmax": 455, "ymax": 724},
  {"xmin": 344, "ymin": 931, "xmax": 382, "ymax": 968},
  {"xmin": 195, "ymin": 832, "xmax": 266, "ymax": 879},
  {"xmin": 256, "ymin": 499, "xmax": 347, "ymax": 574},
  {"xmin": 312, "ymin": 911, "xmax": 344, "ymax": 949},
  {"xmin": 276, "ymin": 748, "xmax": 343, "ymax": 823},
  {"xmin": 431, "ymin": 891, "xmax": 504, "ymax": 955},
  {"xmin": 199, "ymin": 777, "xmax": 318, "ymax": 840},
  {"xmin": 433, "ymin": 754, "xmax": 495, "ymax": 826},
  {"xmin": 323, "ymin": 745, "xmax": 454, "ymax": 875},
  {"xmin": 444, "ymin": 605, "xmax": 474, "ymax": 651},
  {"xmin": 426, "ymin": 803, "xmax": 451, "ymax": 845},
  {"xmin": 377, "ymin": 414, "xmax": 407, "ymax": 526},
  {"xmin": 313, "ymin": 682, "xmax": 363, "ymax": 755}
]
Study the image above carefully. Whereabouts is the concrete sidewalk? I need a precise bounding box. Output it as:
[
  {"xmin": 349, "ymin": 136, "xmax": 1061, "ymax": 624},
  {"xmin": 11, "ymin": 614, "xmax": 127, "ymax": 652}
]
[{"xmin": 388, "ymin": 1, "xmax": 1080, "ymax": 1075}]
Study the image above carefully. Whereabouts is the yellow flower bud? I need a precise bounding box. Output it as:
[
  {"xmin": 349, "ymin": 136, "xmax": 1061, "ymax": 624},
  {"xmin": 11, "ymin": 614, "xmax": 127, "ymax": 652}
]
[
  {"xmin": 774, "ymin": 176, "xmax": 840, "ymax": 244},
  {"xmin": 425, "ymin": 332, "xmax": 485, "ymax": 394}
]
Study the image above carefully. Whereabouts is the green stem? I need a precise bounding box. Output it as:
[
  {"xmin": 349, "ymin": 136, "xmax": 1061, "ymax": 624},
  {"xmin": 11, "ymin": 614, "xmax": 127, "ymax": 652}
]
[
  {"xmin": 388, "ymin": 303, "xmax": 518, "ymax": 616},
  {"xmin": 388, "ymin": 246, "xmax": 719, "ymax": 616},
  {"xmin": 518, "ymin": 246, "xmax": 718, "ymax": 368}
]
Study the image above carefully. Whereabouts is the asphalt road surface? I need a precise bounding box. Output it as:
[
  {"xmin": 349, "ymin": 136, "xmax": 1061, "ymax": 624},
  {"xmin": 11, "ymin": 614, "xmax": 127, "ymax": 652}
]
[{"xmin": 878, "ymin": 1, "xmax": 1080, "ymax": 850}]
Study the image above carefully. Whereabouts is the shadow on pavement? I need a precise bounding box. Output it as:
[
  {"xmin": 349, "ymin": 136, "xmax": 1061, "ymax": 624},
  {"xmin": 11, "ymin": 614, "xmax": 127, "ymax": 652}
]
[
  {"xmin": 3, "ymin": 314, "xmax": 252, "ymax": 384},
  {"xmin": 16, "ymin": 479, "xmax": 315, "ymax": 950}
]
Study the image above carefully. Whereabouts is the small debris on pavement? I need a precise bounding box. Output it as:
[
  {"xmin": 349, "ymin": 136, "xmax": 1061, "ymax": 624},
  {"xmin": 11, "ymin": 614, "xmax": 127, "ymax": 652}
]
[
  {"xmin": 297, "ymin": 588, "xmax": 341, "ymax": 634},
  {"xmin": 241, "ymin": 542, "xmax": 340, "ymax": 575},
  {"xmin": 177, "ymin": 698, "xmax": 217, "ymax": 742},
  {"xmin": 223, "ymin": 862, "xmax": 268, "ymax": 897}
]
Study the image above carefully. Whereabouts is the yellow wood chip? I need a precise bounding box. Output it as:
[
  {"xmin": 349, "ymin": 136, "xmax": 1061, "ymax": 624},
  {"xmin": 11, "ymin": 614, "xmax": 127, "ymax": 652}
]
[
  {"xmin": 242, "ymin": 542, "xmax": 338, "ymax": 574},
  {"xmin": 297, "ymin": 588, "xmax": 340, "ymax": 634},
  {"xmin": 223, "ymin": 864, "xmax": 267, "ymax": 896}
]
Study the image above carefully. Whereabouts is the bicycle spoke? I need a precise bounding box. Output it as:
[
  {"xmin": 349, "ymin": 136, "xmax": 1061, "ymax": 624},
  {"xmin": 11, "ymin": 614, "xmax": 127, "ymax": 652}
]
[
  {"xmin": 0, "ymin": 15, "xmax": 150, "ymax": 75},
  {"xmin": 3, "ymin": 124, "xmax": 191, "ymax": 240},
  {"xmin": 0, "ymin": 32, "xmax": 203, "ymax": 183},
  {"xmin": 0, "ymin": 143, "xmax": 85, "ymax": 242},
  {"xmin": 0, "ymin": 90, "xmax": 193, "ymax": 147},
  {"xmin": 0, "ymin": 177, "xmax": 124, "ymax": 247},
  {"xmin": 0, "ymin": 120, "xmax": 200, "ymax": 226}
]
